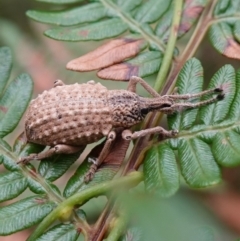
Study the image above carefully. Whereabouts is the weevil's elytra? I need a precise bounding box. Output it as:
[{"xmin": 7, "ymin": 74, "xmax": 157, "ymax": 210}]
[
  {"xmin": 25, "ymin": 82, "xmax": 112, "ymax": 146},
  {"xmin": 20, "ymin": 76, "xmax": 224, "ymax": 182}
]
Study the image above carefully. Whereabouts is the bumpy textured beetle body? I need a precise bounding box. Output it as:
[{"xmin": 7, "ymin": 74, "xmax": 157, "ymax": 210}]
[{"xmin": 20, "ymin": 77, "xmax": 224, "ymax": 182}]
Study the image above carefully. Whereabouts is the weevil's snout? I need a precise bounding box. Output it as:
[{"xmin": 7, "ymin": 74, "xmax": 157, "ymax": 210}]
[{"xmin": 140, "ymin": 99, "xmax": 173, "ymax": 116}]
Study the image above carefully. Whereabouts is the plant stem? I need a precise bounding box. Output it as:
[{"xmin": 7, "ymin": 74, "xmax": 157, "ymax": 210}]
[
  {"xmin": 162, "ymin": 0, "xmax": 217, "ymax": 95},
  {"xmin": 105, "ymin": 209, "xmax": 128, "ymax": 241},
  {"xmin": 27, "ymin": 172, "xmax": 143, "ymax": 241},
  {"xmin": 154, "ymin": 0, "xmax": 183, "ymax": 92}
]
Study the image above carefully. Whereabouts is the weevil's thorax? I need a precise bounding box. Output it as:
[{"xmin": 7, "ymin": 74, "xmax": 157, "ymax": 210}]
[{"xmin": 107, "ymin": 90, "xmax": 145, "ymax": 128}]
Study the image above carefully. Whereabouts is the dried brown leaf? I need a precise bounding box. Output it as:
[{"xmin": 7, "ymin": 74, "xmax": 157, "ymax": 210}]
[
  {"xmin": 224, "ymin": 38, "xmax": 240, "ymax": 59},
  {"xmin": 66, "ymin": 38, "xmax": 147, "ymax": 72},
  {"xmin": 97, "ymin": 63, "xmax": 139, "ymax": 81}
]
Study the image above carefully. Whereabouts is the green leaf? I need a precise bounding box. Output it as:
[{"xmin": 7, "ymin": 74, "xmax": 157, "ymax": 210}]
[
  {"xmin": 28, "ymin": 178, "xmax": 46, "ymax": 194},
  {"xmin": 0, "ymin": 195, "xmax": 55, "ymax": 235},
  {"xmin": 212, "ymin": 130, "xmax": 240, "ymax": 166},
  {"xmin": 36, "ymin": 0, "xmax": 85, "ymax": 4},
  {"xmin": 0, "ymin": 172, "xmax": 28, "ymax": 202},
  {"xmin": 45, "ymin": 18, "xmax": 128, "ymax": 41},
  {"xmin": 115, "ymin": 0, "xmax": 142, "ymax": 12},
  {"xmin": 199, "ymin": 65, "xmax": 235, "ymax": 125},
  {"xmin": 38, "ymin": 151, "xmax": 83, "ymax": 182},
  {"xmin": 0, "ymin": 138, "xmax": 19, "ymax": 172},
  {"xmin": 2, "ymin": 152, "xmax": 20, "ymax": 172},
  {"xmin": 36, "ymin": 223, "xmax": 79, "ymax": 241},
  {"xmin": 178, "ymin": 138, "xmax": 221, "ymax": 187},
  {"xmin": 64, "ymin": 161, "xmax": 118, "ymax": 198},
  {"xmin": 0, "ymin": 73, "xmax": 33, "ymax": 138},
  {"xmin": 209, "ymin": 22, "xmax": 240, "ymax": 60},
  {"xmin": 143, "ymin": 144, "xmax": 179, "ymax": 197},
  {"xmin": 134, "ymin": 0, "xmax": 171, "ymax": 23},
  {"xmin": 214, "ymin": 0, "xmax": 240, "ymax": 17},
  {"xmin": 128, "ymin": 51, "xmax": 163, "ymax": 78},
  {"xmin": 155, "ymin": 0, "xmax": 207, "ymax": 41},
  {"xmin": 168, "ymin": 58, "xmax": 204, "ymax": 130},
  {"xmin": 27, "ymin": 3, "xmax": 107, "ymax": 26},
  {"xmin": 0, "ymin": 46, "xmax": 12, "ymax": 96},
  {"xmin": 228, "ymin": 69, "xmax": 240, "ymax": 119},
  {"xmin": 166, "ymin": 59, "xmax": 239, "ymax": 187}
]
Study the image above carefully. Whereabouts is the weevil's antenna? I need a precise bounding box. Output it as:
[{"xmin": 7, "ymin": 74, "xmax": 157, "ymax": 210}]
[
  {"xmin": 164, "ymin": 87, "xmax": 223, "ymax": 100},
  {"xmin": 160, "ymin": 93, "xmax": 225, "ymax": 114}
]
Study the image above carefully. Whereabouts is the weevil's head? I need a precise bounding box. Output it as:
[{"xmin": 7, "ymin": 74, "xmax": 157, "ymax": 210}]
[
  {"xmin": 108, "ymin": 90, "xmax": 146, "ymax": 128},
  {"xmin": 108, "ymin": 90, "xmax": 173, "ymax": 128}
]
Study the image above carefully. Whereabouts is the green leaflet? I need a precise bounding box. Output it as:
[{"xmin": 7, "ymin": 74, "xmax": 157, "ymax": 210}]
[
  {"xmin": 178, "ymin": 138, "xmax": 221, "ymax": 187},
  {"xmin": 155, "ymin": 0, "xmax": 207, "ymax": 41},
  {"xmin": 45, "ymin": 18, "xmax": 128, "ymax": 41},
  {"xmin": 210, "ymin": 0, "xmax": 240, "ymax": 59},
  {"xmin": 0, "ymin": 47, "xmax": 12, "ymax": 95},
  {"xmin": 36, "ymin": 224, "xmax": 79, "ymax": 241},
  {"xmin": 0, "ymin": 172, "xmax": 28, "ymax": 202},
  {"xmin": 168, "ymin": 58, "xmax": 204, "ymax": 131},
  {"xmin": 115, "ymin": 0, "xmax": 142, "ymax": 12},
  {"xmin": 134, "ymin": 0, "xmax": 171, "ymax": 23},
  {"xmin": 199, "ymin": 65, "xmax": 235, "ymax": 125},
  {"xmin": 0, "ymin": 195, "xmax": 55, "ymax": 235},
  {"xmin": 214, "ymin": 0, "xmax": 240, "ymax": 17},
  {"xmin": 63, "ymin": 160, "xmax": 117, "ymax": 198},
  {"xmin": 0, "ymin": 73, "xmax": 33, "ymax": 138},
  {"xmin": 212, "ymin": 130, "xmax": 240, "ymax": 166},
  {"xmin": 209, "ymin": 21, "xmax": 240, "ymax": 60},
  {"xmin": 128, "ymin": 51, "xmax": 163, "ymax": 78},
  {"xmin": 27, "ymin": 3, "xmax": 107, "ymax": 26},
  {"xmin": 38, "ymin": 150, "xmax": 83, "ymax": 182},
  {"xmin": 27, "ymin": 178, "xmax": 47, "ymax": 194},
  {"xmin": 0, "ymin": 47, "xmax": 32, "ymax": 139},
  {"xmin": 143, "ymin": 144, "xmax": 179, "ymax": 197}
]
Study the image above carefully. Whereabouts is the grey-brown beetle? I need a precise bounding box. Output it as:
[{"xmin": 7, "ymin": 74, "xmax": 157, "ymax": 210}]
[{"xmin": 18, "ymin": 76, "xmax": 224, "ymax": 182}]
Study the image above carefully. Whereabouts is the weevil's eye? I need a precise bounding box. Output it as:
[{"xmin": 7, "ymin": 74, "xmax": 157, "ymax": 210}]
[{"xmin": 141, "ymin": 108, "xmax": 149, "ymax": 116}]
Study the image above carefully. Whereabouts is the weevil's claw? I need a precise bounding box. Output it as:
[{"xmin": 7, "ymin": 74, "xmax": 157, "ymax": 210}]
[
  {"xmin": 17, "ymin": 154, "xmax": 38, "ymax": 164},
  {"xmin": 17, "ymin": 157, "xmax": 30, "ymax": 165},
  {"xmin": 171, "ymin": 129, "xmax": 179, "ymax": 136},
  {"xmin": 84, "ymin": 163, "xmax": 98, "ymax": 183},
  {"xmin": 88, "ymin": 157, "xmax": 98, "ymax": 165}
]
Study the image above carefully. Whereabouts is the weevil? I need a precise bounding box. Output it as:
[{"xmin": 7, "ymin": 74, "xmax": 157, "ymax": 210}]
[{"xmin": 18, "ymin": 76, "xmax": 224, "ymax": 182}]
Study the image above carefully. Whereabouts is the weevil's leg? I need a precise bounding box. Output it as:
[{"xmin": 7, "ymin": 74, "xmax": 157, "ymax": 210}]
[
  {"xmin": 161, "ymin": 93, "xmax": 224, "ymax": 114},
  {"xmin": 54, "ymin": 79, "xmax": 65, "ymax": 87},
  {"xmin": 84, "ymin": 131, "xmax": 116, "ymax": 183},
  {"xmin": 18, "ymin": 145, "xmax": 82, "ymax": 164},
  {"xmin": 127, "ymin": 76, "xmax": 161, "ymax": 98},
  {"xmin": 164, "ymin": 87, "xmax": 223, "ymax": 100},
  {"xmin": 122, "ymin": 127, "xmax": 178, "ymax": 140}
]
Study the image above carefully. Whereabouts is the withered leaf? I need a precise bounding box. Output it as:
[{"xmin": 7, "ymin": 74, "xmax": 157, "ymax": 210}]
[
  {"xmin": 209, "ymin": 22, "xmax": 240, "ymax": 60},
  {"xmin": 97, "ymin": 51, "xmax": 162, "ymax": 81},
  {"xmin": 66, "ymin": 37, "xmax": 147, "ymax": 71},
  {"xmin": 97, "ymin": 63, "xmax": 139, "ymax": 81}
]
